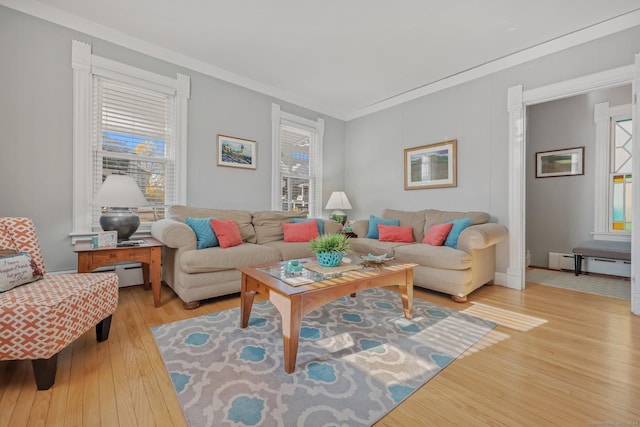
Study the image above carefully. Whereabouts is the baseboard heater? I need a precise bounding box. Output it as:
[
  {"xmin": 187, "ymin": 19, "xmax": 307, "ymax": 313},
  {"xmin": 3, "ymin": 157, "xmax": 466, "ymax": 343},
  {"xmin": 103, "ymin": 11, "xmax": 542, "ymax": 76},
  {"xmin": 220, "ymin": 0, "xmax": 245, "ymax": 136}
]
[
  {"xmin": 93, "ymin": 262, "xmax": 144, "ymax": 287},
  {"xmin": 548, "ymin": 252, "xmax": 630, "ymax": 278}
]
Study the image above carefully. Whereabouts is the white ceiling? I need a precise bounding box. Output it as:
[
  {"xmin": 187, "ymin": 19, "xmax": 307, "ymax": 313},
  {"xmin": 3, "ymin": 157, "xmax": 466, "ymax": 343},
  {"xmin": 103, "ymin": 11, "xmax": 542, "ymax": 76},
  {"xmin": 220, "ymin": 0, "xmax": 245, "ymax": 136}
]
[{"xmin": 4, "ymin": 1, "xmax": 640, "ymax": 119}]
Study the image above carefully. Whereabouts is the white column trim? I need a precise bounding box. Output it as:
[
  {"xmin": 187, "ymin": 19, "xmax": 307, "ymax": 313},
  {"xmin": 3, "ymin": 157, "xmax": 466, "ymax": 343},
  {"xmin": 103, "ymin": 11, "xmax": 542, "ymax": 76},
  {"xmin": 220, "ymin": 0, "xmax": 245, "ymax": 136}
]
[
  {"xmin": 315, "ymin": 117, "xmax": 325, "ymax": 219},
  {"xmin": 175, "ymin": 73, "xmax": 190, "ymax": 205},
  {"xmin": 271, "ymin": 104, "xmax": 282, "ymax": 211},
  {"xmin": 593, "ymin": 102, "xmax": 611, "ymax": 237},
  {"xmin": 507, "ymin": 85, "xmax": 525, "ymax": 290},
  {"xmin": 631, "ymin": 53, "xmax": 640, "ymax": 315},
  {"xmin": 71, "ymin": 40, "xmax": 93, "ymax": 236}
]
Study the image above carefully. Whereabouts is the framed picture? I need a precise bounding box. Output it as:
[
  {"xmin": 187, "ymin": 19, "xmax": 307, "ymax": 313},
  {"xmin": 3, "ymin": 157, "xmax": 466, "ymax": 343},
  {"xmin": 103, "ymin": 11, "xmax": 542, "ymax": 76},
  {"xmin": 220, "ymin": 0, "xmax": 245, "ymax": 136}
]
[
  {"xmin": 404, "ymin": 140, "xmax": 457, "ymax": 190},
  {"xmin": 535, "ymin": 147, "xmax": 584, "ymax": 178},
  {"xmin": 217, "ymin": 135, "xmax": 257, "ymax": 170}
]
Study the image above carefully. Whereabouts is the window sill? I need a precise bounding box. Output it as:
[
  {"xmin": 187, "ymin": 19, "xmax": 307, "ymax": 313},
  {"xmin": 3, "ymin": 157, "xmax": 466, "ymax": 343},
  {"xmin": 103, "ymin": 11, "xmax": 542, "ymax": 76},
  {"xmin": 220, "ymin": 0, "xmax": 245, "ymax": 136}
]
[
  {"xmin": 70, "ymin": 230, "xmax": 152, "ymax": 245},
  {"xmin": 591, "ymin": 232, "xmax": 631, "ymax": 242}
]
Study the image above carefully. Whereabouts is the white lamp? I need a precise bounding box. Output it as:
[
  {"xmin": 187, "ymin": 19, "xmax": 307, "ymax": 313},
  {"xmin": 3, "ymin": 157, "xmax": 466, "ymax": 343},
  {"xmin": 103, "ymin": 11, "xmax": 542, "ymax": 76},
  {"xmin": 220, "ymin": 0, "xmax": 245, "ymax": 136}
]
[
  {"xmin": 325, "ymin": 191, "xmax": 352, "ymax": 225},
  {"xmin": 91, "ymin": 174, "xmax": 149, "ymax": 241}
]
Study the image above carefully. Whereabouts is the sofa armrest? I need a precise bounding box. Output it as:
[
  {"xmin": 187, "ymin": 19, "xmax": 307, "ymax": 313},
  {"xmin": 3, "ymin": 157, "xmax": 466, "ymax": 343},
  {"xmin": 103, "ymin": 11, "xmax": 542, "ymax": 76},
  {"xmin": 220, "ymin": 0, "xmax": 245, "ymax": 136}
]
[
  {"xmin": 457, "ymin": 223, "xmax": 508, "ymax": 252},
  {"xmin": 151, "ymin": 219, "xmax": 197, "ymax": 249}
]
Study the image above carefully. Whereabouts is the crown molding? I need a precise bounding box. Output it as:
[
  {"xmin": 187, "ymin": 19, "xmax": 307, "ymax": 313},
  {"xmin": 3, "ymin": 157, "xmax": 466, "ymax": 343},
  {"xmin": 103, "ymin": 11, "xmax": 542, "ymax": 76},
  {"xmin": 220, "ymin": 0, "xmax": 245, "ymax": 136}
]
[
  {"xmin": 0, "ymin": 0, "xmax": 348, "ymax": 120},
  {"xmin": 2, "ymin": 0, "xmax": 639, "ymax": 122},
  {"xmin": 346, "ymin": 9, "xmax": 640, "ymax": 121}
]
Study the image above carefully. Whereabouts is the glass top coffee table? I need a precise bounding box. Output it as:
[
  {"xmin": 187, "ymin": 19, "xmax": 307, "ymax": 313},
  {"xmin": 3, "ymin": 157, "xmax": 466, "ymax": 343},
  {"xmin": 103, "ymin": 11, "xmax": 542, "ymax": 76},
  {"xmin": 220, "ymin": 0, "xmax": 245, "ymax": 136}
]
[{"xmin": 238, "ymin": 255, "xmax": 417, "ymax": 373}]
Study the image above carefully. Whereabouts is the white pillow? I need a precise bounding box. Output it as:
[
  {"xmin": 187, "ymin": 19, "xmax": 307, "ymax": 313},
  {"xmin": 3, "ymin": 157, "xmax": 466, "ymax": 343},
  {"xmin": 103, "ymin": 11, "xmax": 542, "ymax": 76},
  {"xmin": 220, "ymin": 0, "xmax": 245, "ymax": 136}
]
[{"xmin": 0, "ymin": 252, "xmax": 44, "ymax": 292}]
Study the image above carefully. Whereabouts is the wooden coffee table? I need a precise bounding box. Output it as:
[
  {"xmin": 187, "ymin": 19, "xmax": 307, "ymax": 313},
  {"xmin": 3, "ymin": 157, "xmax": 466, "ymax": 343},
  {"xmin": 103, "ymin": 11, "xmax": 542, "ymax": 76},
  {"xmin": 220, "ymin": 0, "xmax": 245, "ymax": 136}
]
[{"xmin": 238, "ymin": 258, "xmax": 416, "ymax": 373}]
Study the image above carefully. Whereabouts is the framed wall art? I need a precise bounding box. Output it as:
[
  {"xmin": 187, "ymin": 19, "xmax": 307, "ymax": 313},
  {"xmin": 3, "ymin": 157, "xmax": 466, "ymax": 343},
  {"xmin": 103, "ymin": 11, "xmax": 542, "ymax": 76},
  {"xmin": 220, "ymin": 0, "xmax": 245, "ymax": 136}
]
[
  {"xmin": 404, "ymin": 139, "xmax": 457, "ymax": 190},
  {"xmin": 217, "ymin": 135, "xmax": 257, "ymax": 170},
  {"xmin": 535, "ymin": 146, "xmax": 584, "ymax": 178}
]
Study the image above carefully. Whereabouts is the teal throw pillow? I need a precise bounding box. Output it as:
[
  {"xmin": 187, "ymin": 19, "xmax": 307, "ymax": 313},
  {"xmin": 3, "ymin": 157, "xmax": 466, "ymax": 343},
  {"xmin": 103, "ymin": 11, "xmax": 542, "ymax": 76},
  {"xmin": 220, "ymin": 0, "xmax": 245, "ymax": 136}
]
[
  {"xmin": 443, "ymin": 217, "xmax": 471, "ymax": 249},
  {"xmin": 366, "ymin": 215, "xmax": 400, "ymax": 239},
  {"xmin": 185, "ymin": 217, "xmax": 219, "ymax": 249},
  {"xmin": 291, "ymin": 217, "xmax": 324, "ymax": 235}
]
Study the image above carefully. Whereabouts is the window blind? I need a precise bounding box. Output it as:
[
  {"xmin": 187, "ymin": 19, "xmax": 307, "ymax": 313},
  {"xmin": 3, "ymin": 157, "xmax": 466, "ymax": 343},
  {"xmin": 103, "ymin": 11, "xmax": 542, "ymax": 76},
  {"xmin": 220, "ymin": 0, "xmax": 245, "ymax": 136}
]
[
  {"xmin": 92, "ymin": 77, "xmax": 176, "ymax": 228},
  {"xmin": 279, "ymin": 123, "xmax": 317, "ymax": 214}
]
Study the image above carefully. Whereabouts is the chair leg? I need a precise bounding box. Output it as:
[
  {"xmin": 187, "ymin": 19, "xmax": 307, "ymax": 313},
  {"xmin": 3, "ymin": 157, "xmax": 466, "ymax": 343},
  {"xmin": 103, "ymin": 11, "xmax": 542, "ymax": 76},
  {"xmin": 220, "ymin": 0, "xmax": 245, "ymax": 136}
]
[
  {"xmin": 96, "ymin": 315, "xmax": 113, "ymax": 342},
  {"xmin": 32, "ymin": 354, "xmax": 58, "ymax": 390}
]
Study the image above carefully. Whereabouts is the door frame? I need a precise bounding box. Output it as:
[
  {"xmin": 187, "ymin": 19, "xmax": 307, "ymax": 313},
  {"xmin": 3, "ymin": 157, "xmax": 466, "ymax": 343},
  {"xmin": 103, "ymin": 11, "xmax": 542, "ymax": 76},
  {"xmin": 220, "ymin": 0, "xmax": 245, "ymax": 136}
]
[{"xmin": 507, "ymin": 57, "xmax": 639, "ymax": 315}]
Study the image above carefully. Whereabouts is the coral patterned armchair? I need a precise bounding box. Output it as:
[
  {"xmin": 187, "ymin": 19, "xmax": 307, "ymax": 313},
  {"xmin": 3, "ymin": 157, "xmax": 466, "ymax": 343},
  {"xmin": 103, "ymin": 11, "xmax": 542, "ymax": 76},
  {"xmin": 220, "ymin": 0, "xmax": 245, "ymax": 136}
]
[{"xmin": 0, "ymin": 218, "xmax": 119, "ymax": 390}]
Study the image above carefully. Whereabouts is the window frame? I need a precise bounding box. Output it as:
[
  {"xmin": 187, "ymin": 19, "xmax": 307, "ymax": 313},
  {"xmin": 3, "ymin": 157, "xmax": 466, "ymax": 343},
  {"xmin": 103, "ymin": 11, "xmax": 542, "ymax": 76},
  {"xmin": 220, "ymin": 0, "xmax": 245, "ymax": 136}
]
[
  {"xmin": 593, "ymin": 101, "xmax": 632, "ymax": 241},
  {"xmin": 71, "ymin": 40, "xmax": 190, "ymax": 242},
  {"xmin": 271, "ymin": 104, "xmax": 324, "ymax": 218}
]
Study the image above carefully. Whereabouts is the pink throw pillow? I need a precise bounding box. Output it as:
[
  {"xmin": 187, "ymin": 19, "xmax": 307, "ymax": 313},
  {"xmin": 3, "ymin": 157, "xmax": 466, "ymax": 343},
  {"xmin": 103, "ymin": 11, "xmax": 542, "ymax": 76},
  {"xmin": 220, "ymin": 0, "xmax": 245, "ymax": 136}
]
[
  {"xmin": 422, "ymin": 222, "xmax": 454, "ymax": 246},
  {"xmin": 209, "ymin": 219, "xmax": 243, "ymax": 248},
  {"xmin": 282, "ymin": 220, "xmax": 319, "ymax": 242},
  {"xmin": 378, "ymin": 224, "xmax": 414, "ymax": 243}
]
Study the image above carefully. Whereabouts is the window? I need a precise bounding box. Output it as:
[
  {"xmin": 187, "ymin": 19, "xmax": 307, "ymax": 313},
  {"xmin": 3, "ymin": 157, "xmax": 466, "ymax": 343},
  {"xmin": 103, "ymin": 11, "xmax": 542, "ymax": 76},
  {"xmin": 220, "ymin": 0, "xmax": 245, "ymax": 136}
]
[
  {"xmin": 271, "ymin": 104, "xmax": 324, "ymax": 217},
  {"xmin": 593, "ymin": 101, "xmax": 632, "ymax": 241},
  {"xmin": 71, "ymin": 40, "xmax": 190, "ymax": 240},
  {"xmin": 610, "ymin": 116, "xmax": 632, "ymax": 231},
  {"xmin": 93, "ymin": 78, "xmax": 175, "ymax": 225}
]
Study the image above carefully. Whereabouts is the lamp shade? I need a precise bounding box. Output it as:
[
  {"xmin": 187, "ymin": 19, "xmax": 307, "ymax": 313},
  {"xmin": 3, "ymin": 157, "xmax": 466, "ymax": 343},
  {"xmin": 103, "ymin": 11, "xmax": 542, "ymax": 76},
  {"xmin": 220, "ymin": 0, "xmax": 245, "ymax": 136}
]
[
  {"xmin": 92, "ymin": 175, "xmax": 149, "ymax": 208},
  {"xmin": 325, "ymin": 191, "xmax": 352, "ymax": 210}
]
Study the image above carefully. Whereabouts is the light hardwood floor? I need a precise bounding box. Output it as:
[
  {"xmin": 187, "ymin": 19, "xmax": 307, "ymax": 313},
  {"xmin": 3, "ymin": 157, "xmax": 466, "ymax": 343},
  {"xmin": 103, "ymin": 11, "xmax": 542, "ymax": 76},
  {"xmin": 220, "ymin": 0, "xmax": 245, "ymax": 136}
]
[{"xmin": 1, "ymin": 280, "xmax": 639, "ymax": 426}]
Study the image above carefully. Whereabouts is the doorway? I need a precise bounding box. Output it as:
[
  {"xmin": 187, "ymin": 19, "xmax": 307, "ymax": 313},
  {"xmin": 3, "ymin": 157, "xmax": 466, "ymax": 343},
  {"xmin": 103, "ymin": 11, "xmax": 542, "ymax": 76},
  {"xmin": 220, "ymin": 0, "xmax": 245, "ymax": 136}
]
[{"xmin": 507, "ymin": 61, "xmax": 640, "ymax": 315}]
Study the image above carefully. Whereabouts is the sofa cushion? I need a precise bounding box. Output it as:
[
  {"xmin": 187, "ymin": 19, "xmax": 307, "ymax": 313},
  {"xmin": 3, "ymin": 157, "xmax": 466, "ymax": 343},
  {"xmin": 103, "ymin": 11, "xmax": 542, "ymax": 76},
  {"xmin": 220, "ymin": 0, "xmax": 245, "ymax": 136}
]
[
  {"xmin": 365, "ymin": 215, "xmax": 400, "ymax": 239},
  {"xmin": 185, "ymin": 217, "xmax": 218, "ymax": 249},
  {"xmin": 444, "ymin": 217, "xmax": 471, "ymax": 249},
  {"xmin": 262, "ymin": 241, "xmax": 314, "ymax": 261},
  {"xmin": 168, "ymin": 205, "xmax": 256, "ymax": 243},
  {"xmin": 282, "ymin": 220, "xmax": 319, "ymax": 242},
  {"xmin": 252, "ymin": 211, "xmax": 308, "ymax": 244},
  {"xmin": 394, "ymin": 244, "xmax": 472, "ymax": 270},
  {"xmin": 424, "ymin": 210, "xmax": 490, "ymax": 236},
  {"xmin": 291, "ymin": 217, "xmax": 325, "ymax": 235},
  {"xmin": 210, "ymin": 219, "xmax": 243, "ymax": 248},
  {"xmin": 423, "ymin": 222, "xmax": 454, "ymax": 246},
  {"xmin": 378, "ymin": 224, "xmax": 414, "ymax": 243},
  {"xmin": 348, "ymin": 237, "xmax": 410, "ymax": 257},
  {"xmin": 382, "ymin": 209, "xmax": 427, "ymax": 242},
  {"xmin": 180, "ymin": 244, "xmax": 281, "ymax": 273}
]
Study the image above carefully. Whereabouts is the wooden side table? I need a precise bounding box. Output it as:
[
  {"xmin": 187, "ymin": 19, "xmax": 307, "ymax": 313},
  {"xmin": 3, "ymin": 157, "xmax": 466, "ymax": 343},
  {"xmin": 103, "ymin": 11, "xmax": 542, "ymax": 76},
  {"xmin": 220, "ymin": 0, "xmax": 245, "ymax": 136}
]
[
  {"xmin": 341, "ymin": 231, "xmax": 358, "ymax": 238},
  {"xmin": 74, "ymin": 238, "xmax": 163, "ymax": 307}
]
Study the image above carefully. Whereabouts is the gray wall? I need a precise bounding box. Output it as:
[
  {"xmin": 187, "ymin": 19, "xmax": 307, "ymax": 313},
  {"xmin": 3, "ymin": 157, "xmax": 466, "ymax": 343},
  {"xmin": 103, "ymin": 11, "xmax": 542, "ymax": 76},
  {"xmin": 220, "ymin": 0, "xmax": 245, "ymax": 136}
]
[
  {"xmin": 2, "ymin": 4, "xmax": 640, "ymax": 276},
  {"xmin": 345, "ymin": 25, "xmax": 640, "ymax": 274},
  {"xmin": 526, "ymin": 86, "xmax": 632, "ymax": 267},
  {"xmin": 0, "ymin": 7, "xmax": 345, "ymax": 271}
]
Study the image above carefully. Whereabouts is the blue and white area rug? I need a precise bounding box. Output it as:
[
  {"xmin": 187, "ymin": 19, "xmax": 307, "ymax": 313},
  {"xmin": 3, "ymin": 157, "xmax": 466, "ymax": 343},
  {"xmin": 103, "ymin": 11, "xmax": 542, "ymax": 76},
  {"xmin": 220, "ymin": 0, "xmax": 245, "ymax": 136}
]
[{"xmin": 152, "ymin": 288, "xmax": 495, "ymax": 427}]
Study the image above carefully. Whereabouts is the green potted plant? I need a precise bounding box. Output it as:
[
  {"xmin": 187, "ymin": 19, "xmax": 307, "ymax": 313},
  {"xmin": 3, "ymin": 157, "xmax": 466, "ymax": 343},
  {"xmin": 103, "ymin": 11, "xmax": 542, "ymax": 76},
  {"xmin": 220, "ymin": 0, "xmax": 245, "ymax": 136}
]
[{"xmin": 309, "ymin": 233, "xmax": 351, "ymax": 267}]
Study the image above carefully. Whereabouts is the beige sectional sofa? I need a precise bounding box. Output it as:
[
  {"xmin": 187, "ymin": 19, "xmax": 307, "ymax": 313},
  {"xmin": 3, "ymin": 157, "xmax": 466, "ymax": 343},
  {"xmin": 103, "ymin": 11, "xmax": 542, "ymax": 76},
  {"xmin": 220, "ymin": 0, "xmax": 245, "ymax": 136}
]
[
  {"xmin": 151, "ymin": 205, "xmax": 342, "ymax": 308},
  {"xmin": 349, "ymin": 209, "xmax": 507, "ymax": 302},
  {"xmin": 151, "ymin": 205, "xmax": 507, "ymax": 309}
]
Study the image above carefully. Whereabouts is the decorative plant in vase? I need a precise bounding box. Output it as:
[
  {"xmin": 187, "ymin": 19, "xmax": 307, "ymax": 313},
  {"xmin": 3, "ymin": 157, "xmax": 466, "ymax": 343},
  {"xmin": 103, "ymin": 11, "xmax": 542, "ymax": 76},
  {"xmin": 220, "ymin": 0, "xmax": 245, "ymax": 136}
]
[{"xmin": 309, "ymin": 233, "xmax": 351, "ymax": 267}]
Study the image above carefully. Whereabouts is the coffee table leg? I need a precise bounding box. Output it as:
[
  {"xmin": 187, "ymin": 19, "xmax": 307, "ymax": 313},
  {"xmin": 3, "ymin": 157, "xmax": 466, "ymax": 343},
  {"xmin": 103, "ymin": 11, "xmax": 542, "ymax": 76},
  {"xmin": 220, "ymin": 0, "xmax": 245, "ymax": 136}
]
[
  {"xmin": 240, "ymin": 274, "xmax": 256, "ymax": 328},
  {"xmin": 399, "ymin": 270, "xmax": 414, "ymax": 319},
  {"xmin": 270, "ymin": 292, "xmax": 301, "ymax": 374}
]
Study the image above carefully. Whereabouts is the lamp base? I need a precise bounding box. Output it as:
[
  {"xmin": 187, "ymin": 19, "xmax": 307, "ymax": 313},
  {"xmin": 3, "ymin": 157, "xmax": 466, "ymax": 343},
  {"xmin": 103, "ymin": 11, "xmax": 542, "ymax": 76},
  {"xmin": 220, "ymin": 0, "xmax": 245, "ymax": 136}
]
[
  {"xmin": 330, "ymin": 211, "xmax": 348, "ymax": 225},
  {"xmin": 99, "ymin": 208, "xmax": 140, "ymax": 241}
]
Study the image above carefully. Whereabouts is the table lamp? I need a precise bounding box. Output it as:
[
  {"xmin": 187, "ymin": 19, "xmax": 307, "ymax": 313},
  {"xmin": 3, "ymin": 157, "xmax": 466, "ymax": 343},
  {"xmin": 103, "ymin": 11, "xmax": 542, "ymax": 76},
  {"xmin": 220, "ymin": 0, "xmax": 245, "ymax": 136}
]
[
  {"xmin": 325, "ymin": 191, "xmax": 352, "ymax": 225},
  {"xmin": 91, "ymin": 174, "xmax": 149, "ymax": 241}
]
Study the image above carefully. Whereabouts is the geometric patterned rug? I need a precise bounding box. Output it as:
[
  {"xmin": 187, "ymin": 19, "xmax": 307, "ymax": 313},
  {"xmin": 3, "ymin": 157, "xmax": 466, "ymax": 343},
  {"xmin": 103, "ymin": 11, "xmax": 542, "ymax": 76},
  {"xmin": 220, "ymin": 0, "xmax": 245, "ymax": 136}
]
[{"xmin": 152, "ymin": 287, "xmax": 495, "ymax": 426}]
